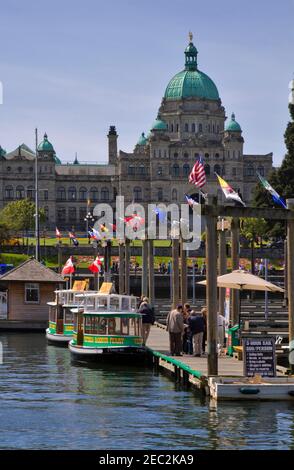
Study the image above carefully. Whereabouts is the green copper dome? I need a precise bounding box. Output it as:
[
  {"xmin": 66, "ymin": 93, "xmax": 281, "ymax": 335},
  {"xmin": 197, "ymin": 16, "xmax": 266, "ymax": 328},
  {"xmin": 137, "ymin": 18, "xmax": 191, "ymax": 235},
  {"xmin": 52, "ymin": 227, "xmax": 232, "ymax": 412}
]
[
  {"xmin": 54, "ymin": 155, "xmax": 61, "ymax": 165},
  {"xmin": 165, "ymin": 33, "xmax": 219, "ymax": 101},
  {"xmin": 137, "ymin": 132, "xmax": 148, "ymax": 145},
  {"xmin": 151, "ymin": 118, "xmax": 168, "ymax": 131},
  {"xmin": 0, "ymin": 146, "xmax": 6, "ymax": 158},
  {"xmin": 225, "ymin": 113, "xmax": 242, "ymax": 132},
  {"xmin": 38, "ymin": 133, "xmax": 55, "ymax": 152}
]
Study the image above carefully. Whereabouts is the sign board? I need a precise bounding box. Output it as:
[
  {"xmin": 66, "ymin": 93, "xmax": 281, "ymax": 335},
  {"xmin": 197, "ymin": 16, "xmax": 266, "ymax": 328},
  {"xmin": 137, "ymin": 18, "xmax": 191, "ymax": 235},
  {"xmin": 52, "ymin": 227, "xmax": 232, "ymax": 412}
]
[
  {"xmin": 243, "ymin": 336, "xmax": 276, "ymax": 377},
  {"xmin": 72, "ymin": 280, "xmax": 89, "ymax": 291},
  {"xmin": 99, "ymin": 282, "xmax": 115, "ymax": 294}
]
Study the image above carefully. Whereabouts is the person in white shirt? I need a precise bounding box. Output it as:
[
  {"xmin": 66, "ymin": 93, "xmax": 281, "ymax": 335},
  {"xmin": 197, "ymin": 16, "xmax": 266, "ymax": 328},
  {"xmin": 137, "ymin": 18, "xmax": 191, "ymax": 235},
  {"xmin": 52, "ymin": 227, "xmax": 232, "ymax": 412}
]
[{"xmin": 217, "ymin": 313, "xmax": 226, "ymax": 351}]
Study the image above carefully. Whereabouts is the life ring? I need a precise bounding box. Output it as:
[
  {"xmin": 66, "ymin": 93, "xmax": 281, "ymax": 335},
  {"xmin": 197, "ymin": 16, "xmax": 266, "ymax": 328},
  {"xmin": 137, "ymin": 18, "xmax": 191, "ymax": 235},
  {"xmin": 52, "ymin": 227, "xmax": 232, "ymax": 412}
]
[{"xmin": 108, "ymin": 318, "xmax": 116, "ymax": 335}]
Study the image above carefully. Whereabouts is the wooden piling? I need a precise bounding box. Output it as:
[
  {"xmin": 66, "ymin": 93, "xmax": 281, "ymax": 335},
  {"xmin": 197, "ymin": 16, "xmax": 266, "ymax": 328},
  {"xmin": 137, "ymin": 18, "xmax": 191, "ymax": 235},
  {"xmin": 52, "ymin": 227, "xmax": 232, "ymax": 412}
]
[
  {"xmin": 287, "ymin": 199, "xmax": 294, "ymax": 371},
  {"xmin": 142, "ymin": 239, "xmax": 148, "ymax": 298},
  {"xmin": 180, "ymin": 238, "xmax": 187, "ymax": 305},
  {"xmin": 231, "ymin": 217, "xmax": 240, "ymax": 325},
  {"xmin": 218, "ymin": 228, "xmax": 227, "ymax": 315},
  {"xmin": 118, "ymin": 243, "xmax": 125, "ymax": 294},
  {"xmin": 125, "ymin": 239, "xmax": 130, "ymax": 295},
  {"xmin": 148, "ymin": 239, "xmax": 155, "ymax": 305},
  {"xmin": 172, "ymin": 238, "xmax": 180, "ymax": 308}
]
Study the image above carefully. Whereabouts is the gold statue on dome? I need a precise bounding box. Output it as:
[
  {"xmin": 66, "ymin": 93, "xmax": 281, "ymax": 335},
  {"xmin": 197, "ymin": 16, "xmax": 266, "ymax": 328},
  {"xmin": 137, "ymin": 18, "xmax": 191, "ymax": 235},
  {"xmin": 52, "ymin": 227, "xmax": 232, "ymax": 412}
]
[{"xmin": 189, "ymin": 31, "xmax": 193, "ymax": 42}]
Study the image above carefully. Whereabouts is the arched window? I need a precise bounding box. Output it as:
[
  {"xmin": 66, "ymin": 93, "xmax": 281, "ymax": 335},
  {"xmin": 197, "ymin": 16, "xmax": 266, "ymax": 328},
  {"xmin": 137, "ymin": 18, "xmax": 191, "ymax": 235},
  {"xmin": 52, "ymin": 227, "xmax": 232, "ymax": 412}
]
[
  {"xmin": 158, "ymin": 149, "xmax": 161, "ymax": 158},
  {"xmin": 184, "ymin": 123, "xmax": 189, "ymax": 132},
  {"xmin": 90, "ymin": 187, "xmax": 98, "ymax": 201},
  {"xmin": 192, "ymin": 123, "xmax": 196, "ymax": 132},
  {"xmin": 172, "ymin": 189, "xmax": 177, "ymax": 201},
  {"xmin": 57, "ymin": 207, "xmax": 66, "ymax": 222},
  {"xmin": 194, "ymin": 153, "xmax": 200, "ymax": 159},
  {"xmin": 199, "ymin": 123, "xmax": 203, "ymax": 132},
  {"xmin": 204, "ymin": 164, "xmax": 210, "ymax": 176},
  {"xmin": 128, "ymin": 165, "xmax": 135, "ymax": 175},
  {"xmin": 57, "ymin": 187, "xmax": 66, "ymax": 201},
  {"xmin": 183, "ymin": 152, "xmax": 189, "ymax": 159},
  {"xmin": 183, "ymin": 164, "xmax": 190, "ymax": 177},
  {"xmin": 205, "ymin": 153, "xmax": 209, "ymax": 159},
  {"xmin": 101, "ymin": 188, "xmax": 109, "ymax": 201},
  {"xmin": 79, "ymin": 187, "xmax": 87, "ymax": 201},
  {"xmin": 257, "ymin": 166, "xmax": 264, "ymax": 176},
  {"xmin": 138, "ymin": 165, "xmax": 146, "ymax": 176},
  {"xmin": 68, "ymin": 187, "xmax": 76, "ymax": 200},
  {"xmin": 158, "ymin": 188, "xmax": 163, "ymax": 201},
  {"xmin": 171, "ymin": 123, "xmax": 174, "ymax": 132},
  {"xmin": 214, "ymin": 164, "xmax": 221, "ymax": 174},
  {"xmin": 172, "ymin": 164, "xmax": 180, "ymax": 177},
  {"xmin": 133, "ymin": 187, "xmax": 142, "ymax": 201},
  {"xmin": 5, "ymin": 186, "xmax": 13, "ymax": 200},
  {"xmin": 157, "ymin": 166, "xmax": 163, "ymax": 176},
  {"xmin": 16, "ymin": 186, "xmax": 25, "ymax": 199},
  {"xmin": 27, "ymin": 186, "xmax": 34, "ymax": 200},
  {"xmin": 215, "ymin": 153, "xmax": 220, "ymax": 159},
  {"xmin": 174, "ymin": 152, "xmax": 178, "ymax": 159},
  {"xmin": 176, "ymin": 123, "xmax": 179, "ymax": 132}
]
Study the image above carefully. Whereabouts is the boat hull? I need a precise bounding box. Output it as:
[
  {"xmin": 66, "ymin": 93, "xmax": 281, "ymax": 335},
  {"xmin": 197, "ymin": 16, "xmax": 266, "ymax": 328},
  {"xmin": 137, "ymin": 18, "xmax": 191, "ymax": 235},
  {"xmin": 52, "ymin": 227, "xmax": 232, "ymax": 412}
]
[
  {"xmin": 69, "ymin": 342, "xmax": 147, "ymax": 364},
  {"xmin": 46, "ymin": 329, "xmax": 72, "ymax": 346}
]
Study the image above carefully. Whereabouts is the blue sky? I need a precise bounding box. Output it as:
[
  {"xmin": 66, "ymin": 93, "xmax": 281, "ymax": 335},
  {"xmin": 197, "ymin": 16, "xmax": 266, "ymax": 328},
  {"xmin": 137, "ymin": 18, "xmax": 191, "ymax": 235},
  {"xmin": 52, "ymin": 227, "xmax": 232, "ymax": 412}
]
[{"xmin": 0, "ymin": 0, "xmax": 293, "ymax": 165}]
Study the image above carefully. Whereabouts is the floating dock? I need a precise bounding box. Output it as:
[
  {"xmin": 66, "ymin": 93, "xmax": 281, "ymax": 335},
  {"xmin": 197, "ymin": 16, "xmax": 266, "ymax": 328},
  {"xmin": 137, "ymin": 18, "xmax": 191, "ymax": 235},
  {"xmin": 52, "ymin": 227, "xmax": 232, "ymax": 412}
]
[{"xmin": 147, "ymin": 324, "xmax": 294, "ymax": 400}]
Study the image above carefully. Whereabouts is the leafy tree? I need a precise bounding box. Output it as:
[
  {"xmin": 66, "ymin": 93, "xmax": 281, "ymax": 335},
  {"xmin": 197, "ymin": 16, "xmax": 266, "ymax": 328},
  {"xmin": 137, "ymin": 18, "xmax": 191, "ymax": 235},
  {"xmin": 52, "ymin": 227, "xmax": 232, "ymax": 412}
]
[
  {"xmin": 0, "ymin": 199, "xmax": 45, "ymax": 236},
  {"xmin": 0, "ymin": 222, "xmax": 11, "ymax": 246},
  {"xmin": 240, "ymin": 218, "xmax": 268, "ymax": 273}
]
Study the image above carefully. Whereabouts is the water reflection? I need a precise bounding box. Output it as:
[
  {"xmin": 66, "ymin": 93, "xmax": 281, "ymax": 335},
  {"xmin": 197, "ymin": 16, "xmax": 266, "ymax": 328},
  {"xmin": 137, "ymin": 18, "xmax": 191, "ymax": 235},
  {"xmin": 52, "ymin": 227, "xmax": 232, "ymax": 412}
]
[{"xmin": 0, "ymin": 333, "xmax": 293, "ymax": 450}]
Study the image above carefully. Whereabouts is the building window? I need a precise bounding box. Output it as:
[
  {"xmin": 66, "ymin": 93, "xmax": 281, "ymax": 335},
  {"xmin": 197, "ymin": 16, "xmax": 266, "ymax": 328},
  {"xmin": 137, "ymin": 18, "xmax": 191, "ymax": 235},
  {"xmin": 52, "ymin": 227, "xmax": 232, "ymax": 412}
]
[
  {"xmin": 57, "ymin": 207, "xmax": 66, "ymax": 222},
  {"xmin": 44, "ymin": 190, "xmax": 48, "ymax": 200},
  {"xmin": 27, "ymin": 186, "xmax": 34, "ymax": 200},
  {"xmin": 101, "ymin": 188, "xmax": 109, "ymax": 201},
  {"xmin": 69, "ymin": 207, "xmax": 76, "ymax": 221},
  {"xmin": 57, "ymin": 187, "xmax": 66, "ymax": 201},
  {"xmin": 79, "ymin": 187, "xmax": 87, "ymax": 201},
  {"xmin": 214, "ymin": 164, "xmax": 221, "ymax": 174},
  {"xmin": 133, "ymin": 187, "xmax": 142, "ymax": 201},
  {"xmin": 192, "ymin": 123, "xmax": 196, "ymax": 132},
  {"xmin": 172, "ymin": 189, "xmax": 177, "ymax": 201},
  {"xmin": 90, "ymin": 187, "xmax": 98, "ymax": 201},
  {"xmin": 207, "ymin": 124, "xmax": 211, "ymax": 132},
  {"xmin": 5, "ymin": 186, "xmax": 13, "ymax": 199},
  {"xmin": 128, "ymin": 165, "xmax": 135, "ymax": 176},
  {"xmin": 212, "ymin": 124, "xmax": 215, "ymax": 133},
  {"xmin": 138, "ymin": 165, "xmax": 146, "ymax": 176},
  {"xmin": 25, "ymin": 283, "xmax": 39, "ymax": 304},
  {"xmin": 16, "ymin": 186, "xmax": 25, "ymax": 199},
  {"xmin": 157, "ymin": 166, "xmax": 163, "ymax": 176},
  {"xmin": 158, "ymin": 188, "xmax": 163, "ymax": 201},
  {"xmin": 199, "ymin": 124, "xmax": 202, "ymax": 132},
  {"xmin": 18, "ymin": 167, "xmax": 22, "ymax": 173},
  {"xmin": 183, "ymin": 152, "xmax": 189, "ymax": 159},
  {"xmin": 247, "ymin": 165, "xmax": 254, "ymax": 176},
  {"xmin": 172, "ymin": 164, "xmax": 180, "ymax": 177},
  {"xmin": 68, "ymin": 187, "xmax": 76, "ymax": 200},
  {"xmin": 233, "ymin": 151, "xmax": 236, "ymax": 159},
  {"xmin": 164, "ymin": 150, "xmax": 167, "ymax": 158},
  {"xmin": 227, "ymin": 151, "xmax": 230, "ymax": 158},
  {"xmin": 222, "ymin": 165, "xmax": 225, "ymax": 175},
  {"xmin": 258, "ymin": 166, "xmax": 264, "ymax": 176},
  {"xmin": 232, "ymin": 167, "xmax": 237, "ymax": 176},
  {"xmin": 215, "ymin": 153, "xmax": 220, "ymax": 159},
  {"xmin": 79, "ymin": 207, "xmax": 87, "ymax": 222},
  {"xmin": 174, "ymin": 152, "xmax": 178, "ymax": 159},
  {"xmin": 7, "ymin": 166, "xmax": 11, "ymax": 172},
  {"xmin": 204, "ymin": 164, "xmax": 210, "ymax": 176},
  {"xmin": 194, "ymin": 153, "xmax": 199, "ymax": 159},
  {"xmin": 205, "ymin": 153, "xmax": 209, "ymax": 159},
  {"xmin": 44, "ymin": 206, "xmax": 49, "ymax": 221},
  {"xmin": 176, "ymin": 124, "xmax": 179, "ymax": 132},
  {"xmin": 184, "ymin": 123, "xmax": 189, "ymax": 132},
  {"xmin": 183, "ymin": 164, "xmax": 190, "ymax": 177},
  {"xmin": 171, "ymin": 124, "xmax": 174, "ymax": 132}
]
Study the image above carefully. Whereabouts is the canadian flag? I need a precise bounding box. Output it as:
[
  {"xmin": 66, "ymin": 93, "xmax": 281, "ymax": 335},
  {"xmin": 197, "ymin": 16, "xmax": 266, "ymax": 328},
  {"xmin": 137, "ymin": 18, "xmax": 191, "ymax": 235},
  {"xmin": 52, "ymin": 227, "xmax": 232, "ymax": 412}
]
[
  {"xmin": 88, "ymin": 256, "xmax": 104, "ymax": 273},
  {"xmin": 62, "ymin": 256, "xmax": 75, "ymax": 275},
  {"xmin": 56, "ymin": 227, "xmax": 62, "ymax": 238}
]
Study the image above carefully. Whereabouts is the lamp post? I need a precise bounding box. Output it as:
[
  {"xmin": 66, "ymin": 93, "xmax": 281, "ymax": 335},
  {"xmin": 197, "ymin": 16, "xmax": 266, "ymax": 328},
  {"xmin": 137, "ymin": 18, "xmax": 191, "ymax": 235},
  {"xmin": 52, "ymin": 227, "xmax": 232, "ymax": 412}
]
[{"xmin": 84, "ymin": 211, "xmax": 94, "ymax": 243}]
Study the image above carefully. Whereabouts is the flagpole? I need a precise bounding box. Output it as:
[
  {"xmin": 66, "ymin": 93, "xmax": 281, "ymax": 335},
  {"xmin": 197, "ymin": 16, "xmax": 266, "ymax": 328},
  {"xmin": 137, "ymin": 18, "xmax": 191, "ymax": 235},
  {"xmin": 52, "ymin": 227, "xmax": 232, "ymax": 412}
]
[{"xmin": 35, "ymin": 128, "xmax": 40, "ymax": 261}]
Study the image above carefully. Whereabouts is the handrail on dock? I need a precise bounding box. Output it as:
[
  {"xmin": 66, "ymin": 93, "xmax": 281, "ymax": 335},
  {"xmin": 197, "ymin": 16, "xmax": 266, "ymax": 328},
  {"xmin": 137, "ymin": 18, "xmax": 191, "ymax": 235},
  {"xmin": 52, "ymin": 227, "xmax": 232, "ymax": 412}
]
[{"xmin": 146, "ymin": 347, "xmax": 205, "ymax": 380}]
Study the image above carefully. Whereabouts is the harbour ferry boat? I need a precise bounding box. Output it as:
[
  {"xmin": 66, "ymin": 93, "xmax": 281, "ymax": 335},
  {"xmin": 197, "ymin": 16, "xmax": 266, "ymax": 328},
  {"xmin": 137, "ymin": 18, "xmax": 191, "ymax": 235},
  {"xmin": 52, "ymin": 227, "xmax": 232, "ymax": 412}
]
[
  {"xmin": 69, "ymin": 293, "xmax": 146, "ymax": 363},
  {"xmin": 46, "ymin": 287, "xmax": 90, "ymax": 345}
]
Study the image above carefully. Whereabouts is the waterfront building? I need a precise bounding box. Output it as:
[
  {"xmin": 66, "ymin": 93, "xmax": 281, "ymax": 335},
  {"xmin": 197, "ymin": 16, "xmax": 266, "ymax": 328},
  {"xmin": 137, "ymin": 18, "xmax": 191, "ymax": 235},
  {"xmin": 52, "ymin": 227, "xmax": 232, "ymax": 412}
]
[{"xmin": 0, "ymin": 34, "xmax": 273, "ymax": 230}]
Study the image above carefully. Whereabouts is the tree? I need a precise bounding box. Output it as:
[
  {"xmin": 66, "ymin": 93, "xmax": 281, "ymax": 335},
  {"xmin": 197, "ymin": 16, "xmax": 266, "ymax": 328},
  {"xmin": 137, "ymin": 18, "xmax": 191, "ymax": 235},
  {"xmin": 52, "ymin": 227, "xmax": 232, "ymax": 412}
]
[
  {"xmin": 0, "ymin": 199, "xmax": 45, "ymax": 237},
  {"xmin": 0, "ymin": 222, "xmax": 11, "ymax": 246},
  {"xmin": 240, "ymin": 218, "xmax": 268, "ymax": 273}
]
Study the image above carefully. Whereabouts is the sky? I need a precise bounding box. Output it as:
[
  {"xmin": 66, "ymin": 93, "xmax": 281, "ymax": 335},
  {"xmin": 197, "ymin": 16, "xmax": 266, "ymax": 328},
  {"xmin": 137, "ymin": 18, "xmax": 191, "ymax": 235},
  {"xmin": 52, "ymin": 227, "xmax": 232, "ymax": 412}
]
[{"xmin": 0, "ymin": 0, "xmax": 293, "ymax": 165}]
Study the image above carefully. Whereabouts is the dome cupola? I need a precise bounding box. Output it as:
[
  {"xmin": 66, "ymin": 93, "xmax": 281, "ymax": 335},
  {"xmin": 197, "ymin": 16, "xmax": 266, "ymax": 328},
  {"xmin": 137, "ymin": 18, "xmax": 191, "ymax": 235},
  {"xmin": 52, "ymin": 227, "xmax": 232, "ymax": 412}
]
[
  {"xmin": 137, "ymin": 132, "xmax": 148, "ymax": 145},
  {"xmin": 225, "ymin": 113, "xmax": 242, "ymax": 132},
  {"xmin": 38, "ymin": 133, "xmax": 55, "ymax": 152},
  {"xmin": 151, "ymin": 117, "xmax": 168, "ymax": 131}
]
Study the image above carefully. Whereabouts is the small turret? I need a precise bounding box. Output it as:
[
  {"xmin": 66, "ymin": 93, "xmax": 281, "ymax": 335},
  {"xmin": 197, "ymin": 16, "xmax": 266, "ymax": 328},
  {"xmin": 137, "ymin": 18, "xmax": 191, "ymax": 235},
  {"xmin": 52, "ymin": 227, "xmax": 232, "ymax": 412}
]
[{"xmin": 107, "ymin": 125, "xmax": 118, "ymax": 165}]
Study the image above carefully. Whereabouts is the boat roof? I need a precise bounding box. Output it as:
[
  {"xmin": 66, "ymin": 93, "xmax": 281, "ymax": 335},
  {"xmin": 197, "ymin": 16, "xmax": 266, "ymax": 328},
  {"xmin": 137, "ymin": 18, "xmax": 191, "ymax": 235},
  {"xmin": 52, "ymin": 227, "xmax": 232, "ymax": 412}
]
[
  {"xmin": 71, "ymin": 308, "xmax": 141, "ymax": 317},
  {"xmin": 74, "ymin": 293, "xmax": 137, "ymax": 299}
]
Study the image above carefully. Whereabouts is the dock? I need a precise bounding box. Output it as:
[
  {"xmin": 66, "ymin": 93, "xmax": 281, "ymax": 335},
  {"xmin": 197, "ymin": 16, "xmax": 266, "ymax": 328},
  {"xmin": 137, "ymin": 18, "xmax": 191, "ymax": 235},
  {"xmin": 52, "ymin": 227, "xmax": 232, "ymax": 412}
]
[{"xmin": 147, "ymin": 324, "xmax": 294, "ymax": 400}]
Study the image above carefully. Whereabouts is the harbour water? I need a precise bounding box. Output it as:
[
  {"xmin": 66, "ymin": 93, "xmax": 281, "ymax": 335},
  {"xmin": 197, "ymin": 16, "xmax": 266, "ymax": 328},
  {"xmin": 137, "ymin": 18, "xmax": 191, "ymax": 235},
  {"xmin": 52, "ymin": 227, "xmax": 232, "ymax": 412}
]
[{"xmin": 0, "ymin": 333, "xmax": 294, "ymax": 450}]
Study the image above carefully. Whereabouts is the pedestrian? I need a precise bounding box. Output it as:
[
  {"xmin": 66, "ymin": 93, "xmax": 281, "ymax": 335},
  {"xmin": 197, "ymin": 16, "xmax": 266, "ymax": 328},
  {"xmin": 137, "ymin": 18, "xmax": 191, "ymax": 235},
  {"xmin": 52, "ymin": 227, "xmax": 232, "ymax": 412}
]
[
  {"xmin": 201, "ymin": 263, "xmax": 206, "ymax": 275},
  {"xmin": 218, "ymin": 312, "xmax": 226, "ymax": 353},
  {"xmin": 182, "ymin": 303, "xmax": 191, "ymax": 354},
  {"xmin": 201, "ymin": 307, "xmax": 207, "ymax": 354},
  {"xmin": 166, "ymin": 304, "xmax": 184, "ymax": 356},
  {"xmin": 188, "ymin": 310, "xmax": 205, "ymax": 357},
  {"xmin": 138, "ymin": 297, "xmax": 155, "ymax": 346}
]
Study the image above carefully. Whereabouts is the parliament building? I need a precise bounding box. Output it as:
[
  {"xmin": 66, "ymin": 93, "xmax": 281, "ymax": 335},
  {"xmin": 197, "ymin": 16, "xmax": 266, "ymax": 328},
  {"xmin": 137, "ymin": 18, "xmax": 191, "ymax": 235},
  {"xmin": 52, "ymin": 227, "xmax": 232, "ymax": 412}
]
[{"xmin": 0, "ymin": 34, "xmax": 273, "ymax": 230}]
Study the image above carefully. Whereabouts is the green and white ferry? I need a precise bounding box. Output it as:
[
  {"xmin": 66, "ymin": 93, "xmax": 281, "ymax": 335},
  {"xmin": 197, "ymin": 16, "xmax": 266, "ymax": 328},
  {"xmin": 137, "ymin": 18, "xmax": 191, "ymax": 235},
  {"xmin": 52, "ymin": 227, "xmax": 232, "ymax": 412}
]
[
  {"xmin": 69, "ymin": 293, "xmax": 146, "ymax": 362},
  {"xmin": 46, "ymin": 289, "xmax": 90, "ymax": 345}
]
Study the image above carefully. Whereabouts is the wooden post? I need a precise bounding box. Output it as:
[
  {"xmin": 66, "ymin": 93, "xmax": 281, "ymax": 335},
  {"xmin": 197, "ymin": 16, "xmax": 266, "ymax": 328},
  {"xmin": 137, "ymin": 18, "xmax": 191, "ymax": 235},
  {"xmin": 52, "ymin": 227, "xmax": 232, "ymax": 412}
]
[
  {"xmin": 180, "ymin": 238, "xmax": 187, "ymax": 305},
  {"xmin": 287, "ymin": 199, "xmax": 294, "ymax": 371},
  {"xmin": 206, "ymin": 196, "xmax": 218, "ymax": 376},
  {"xmin": 125, "ymin": 239, "xmax": 130, "ymax": 294},
  {"xmin": 172, "ymin": 238, "xmax": 180, "ymax": 308},
  {"xmin": 58, "ymin": 242, "xmax": 62, "ymax": 274},
  {"xmin": 118, "ymin": 242, "xmax": 125, "ymax": 294},
  {"xmin": 284, "ymin": 239, "xmax": 288, "ymax": 307},
  {"xmin": 218, "ymin": 228, "xmax": 227, "ymax": 315},
  {"xmin": 148, "ymin": 239, "xmax": 155, "ymax": 305},
  {"xmin": 142, "ymin": 239, "xmax": 148, "ymax": 298},
  {"xmin": 231, "ymin": 217, "xmax": 240, "ymax": 325}
]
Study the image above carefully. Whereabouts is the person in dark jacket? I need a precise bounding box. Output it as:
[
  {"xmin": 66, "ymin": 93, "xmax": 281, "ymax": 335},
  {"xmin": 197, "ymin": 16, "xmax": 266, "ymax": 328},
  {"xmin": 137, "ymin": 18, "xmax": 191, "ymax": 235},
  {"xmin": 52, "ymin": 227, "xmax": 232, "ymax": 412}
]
[
  {"xmin": 139, "ymin": 297, "xmax": 154, "ymax": 345},
  {"xmin": 188, "ymin": 311, "xmax": 205, "ymax": 357}
]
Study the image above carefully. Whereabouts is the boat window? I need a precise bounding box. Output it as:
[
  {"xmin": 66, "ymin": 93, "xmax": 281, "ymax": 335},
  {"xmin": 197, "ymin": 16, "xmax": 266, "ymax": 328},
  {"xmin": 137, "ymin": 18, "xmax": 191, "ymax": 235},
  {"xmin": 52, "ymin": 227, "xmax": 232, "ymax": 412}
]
[
  {"xmin": 131, "ymin": 298, "xmax": 137, "ymax": 311},
  {"xmin": 121, "ymin": 297, "xmax": 129, "ymax": 311},
  {"xmin": 121, "ymin": 317, "xmax": 129, "ymax": 335},
  {"xmin": 49, "ymin": 306, "xmax": 56, "ymax": 322},
  {"xmin": 84, "ymin": 316, "xmax": 107, "ymax": 334},
  {"xmin": 108, "ymin": 317, "xmax": 121, "ymax": 335},
  {"xmin": 64, "ymin": 308, "xmax": 74, "ymax": 324},
  {"xmin": 96, "ymin": 297, "xmax": 108, "ymax": 310},
  {"xmin": 109, "ymin": 297, "xmax": 119, "ymax": 311},
  {"xmin": 73, "ymin": 313, "xmax": 78, "ymax": 331}
]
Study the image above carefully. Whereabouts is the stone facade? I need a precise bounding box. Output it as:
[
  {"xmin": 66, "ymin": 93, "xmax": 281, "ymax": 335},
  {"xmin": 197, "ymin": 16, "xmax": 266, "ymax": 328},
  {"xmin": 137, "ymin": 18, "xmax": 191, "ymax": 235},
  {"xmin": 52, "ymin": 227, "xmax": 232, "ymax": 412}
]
[{"xmin": 0, "ymin": 37, "xmax": 273, "ymax": 230}]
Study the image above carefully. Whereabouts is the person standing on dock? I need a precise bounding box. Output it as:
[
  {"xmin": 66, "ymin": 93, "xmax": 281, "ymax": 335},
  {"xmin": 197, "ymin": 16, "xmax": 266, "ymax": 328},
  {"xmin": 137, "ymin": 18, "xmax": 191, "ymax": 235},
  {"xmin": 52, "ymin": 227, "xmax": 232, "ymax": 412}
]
[
  {"xmin": 139, "ymin": 297, "xmax": 154, "ymax": 346},
  {"xmin": 166, "ymin": 305, "xmax": 184, "ymax": 356},
  {"xmin": 188, "ymin": 310, "xmax": 205, "ymax": 357}
]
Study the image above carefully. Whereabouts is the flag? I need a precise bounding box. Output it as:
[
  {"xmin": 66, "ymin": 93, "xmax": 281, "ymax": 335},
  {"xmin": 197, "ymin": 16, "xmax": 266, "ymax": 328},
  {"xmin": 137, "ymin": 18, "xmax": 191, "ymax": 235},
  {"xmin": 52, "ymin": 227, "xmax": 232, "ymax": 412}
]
[
  {"xmin": 88, "ymin": 256, "xmax": 104, "ymax": 273},
  {"xmin": 256, "ymin": 172, "xmax": 287, "ymax": 209},
  {"xmin": 188, "ymin": 156, "xmax": 206, "ymax": 188},
  {"xmin": 68, "ymin": 232, "xmax": 79, "ymax": 246},
  {"xmin": 100, "ymin": 224, "xmax": 109, "ymax": 233},
  {"xmin": 55, "ymin": 227, "xmax": 62, "ymax": 238},
  {"xmin": 153, "ymin": 207, "xmax": 167, "ymax": 223},
  {"xmin": 88, "ymin": 230, "xmax": 94, "ymax": 239},
  {"xmin": 185, "ymin": 194, "xmax": 199, "ymax": 208},
  {"xmin": 215, "ymin": 173, "xmax": 246, "ymax": 206},
  {"xmin": 62, "ymin": 256, "xmax": 75, "ymax": 275},
  {"xmin": 90, "ymin": 227, "xmax": 101, "ymax": 240}
]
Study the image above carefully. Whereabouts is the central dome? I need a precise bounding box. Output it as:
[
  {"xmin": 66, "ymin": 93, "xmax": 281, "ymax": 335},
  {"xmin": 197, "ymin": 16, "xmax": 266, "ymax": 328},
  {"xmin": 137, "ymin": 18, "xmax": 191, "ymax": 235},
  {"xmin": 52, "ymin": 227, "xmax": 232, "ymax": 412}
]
[{"xmin": 164, "ymin": 34, "xmax": 219, "ymax": 101}]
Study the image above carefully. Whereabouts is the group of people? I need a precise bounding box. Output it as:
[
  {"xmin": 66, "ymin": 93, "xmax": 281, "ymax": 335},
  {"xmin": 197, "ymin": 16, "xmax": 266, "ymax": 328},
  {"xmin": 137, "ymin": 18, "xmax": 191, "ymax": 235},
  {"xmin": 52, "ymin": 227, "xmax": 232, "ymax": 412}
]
[{"xmin": 166, "ymin": 304, "xmax": 227, "ymax": 357}]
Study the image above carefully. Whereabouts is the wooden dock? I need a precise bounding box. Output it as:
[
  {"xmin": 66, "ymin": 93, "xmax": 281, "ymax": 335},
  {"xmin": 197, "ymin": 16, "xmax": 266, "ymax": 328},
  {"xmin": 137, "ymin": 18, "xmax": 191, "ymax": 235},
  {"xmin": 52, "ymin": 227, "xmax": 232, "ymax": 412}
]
[{"xmin": 147, "ymin": 324, "xmax": 294, "ymax": 400}]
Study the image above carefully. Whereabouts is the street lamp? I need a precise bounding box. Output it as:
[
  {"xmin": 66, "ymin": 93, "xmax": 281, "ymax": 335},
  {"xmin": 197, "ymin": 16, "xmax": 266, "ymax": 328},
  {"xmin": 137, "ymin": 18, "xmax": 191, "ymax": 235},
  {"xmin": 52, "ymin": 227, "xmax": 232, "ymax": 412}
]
[{"xmin": 84, "ymin": 211, "xmax": 94, "ymax": 243}]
